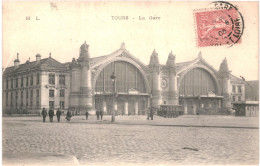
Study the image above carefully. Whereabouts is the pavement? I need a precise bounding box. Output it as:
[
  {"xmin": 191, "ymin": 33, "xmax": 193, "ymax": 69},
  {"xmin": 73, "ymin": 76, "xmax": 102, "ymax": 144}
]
[
  {"xmin": 94, "ymin": 114, "xmax": 259, "ymax": 129},
  {"xmin": 2, "ymin": 115, "xmax": 259, "ymax": 165},
  {"xmin": 3, "ymin": 152, "xmax": 79, "ymax": 166}
]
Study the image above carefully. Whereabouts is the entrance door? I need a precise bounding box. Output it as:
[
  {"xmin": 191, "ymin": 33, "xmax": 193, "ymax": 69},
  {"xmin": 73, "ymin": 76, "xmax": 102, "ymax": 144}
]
[
  {"xmin": 187, "ymin": 101, "xmax": 193, "ymax": 114},
  {"xmin": 138, "ymin": 100, "xmax": 145, "ymax": 115},
  {"xmin": 117, "ymin": 99, "xmax": 125, "ymax": 115},
  {"xmin": 128, "ymin": 100, "xmax": 135, "ymax": 115}
]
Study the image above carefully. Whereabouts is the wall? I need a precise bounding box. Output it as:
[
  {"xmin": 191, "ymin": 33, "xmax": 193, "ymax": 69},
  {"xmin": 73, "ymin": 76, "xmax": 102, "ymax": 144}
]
[{"xmin": 231, "ymin": 82, "xmax": 246, "ymax": 102}]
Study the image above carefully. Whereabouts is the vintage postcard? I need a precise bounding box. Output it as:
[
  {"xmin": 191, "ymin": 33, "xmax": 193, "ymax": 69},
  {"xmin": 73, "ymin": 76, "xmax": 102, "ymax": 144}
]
[{"xmin": 2, "ymin": 1, "xmax": 259, "ymax": 165}]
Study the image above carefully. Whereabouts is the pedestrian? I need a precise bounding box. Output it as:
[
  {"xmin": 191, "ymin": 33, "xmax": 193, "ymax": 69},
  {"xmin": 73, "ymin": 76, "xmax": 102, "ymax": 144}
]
[
  {"xmin": 85, "ymin": 110, "xmax": 89, "ymax": 120},
  {"xmin": 56, "ymin": 108, "xmax": 62, "ymax": 122},
  {"xmin": 100, "ymin": 110, "xmax": 104, "ymax": 120},
  {"xmin": 66, "ymin": 109, "xmax": 72, "ymax": 122},
  {"xmin": 96, "ymin": 110, "xmax": 100, "ymax": 120},
  {"xmin": 147, "ymin": 109, "xmax": 150, "ymax": 120},
  {"xmin": 150, "ymin": 108, "xmax": 154, "ymax": 120},
  {"xmin": 48, "ymin": 107, "xmax": 54, "ymax": 122},
  {"xmin": 77, "ymin": 108, "xmax": 80, "ymax": 115},
  {"xmin": 41, "ymin": 107, "xmax": 47, "ymax": 123},
  {"xmin": 179, "ymin": 110, "xmax": 182, "ymax": 116},
  {"xmin": 197, "ymin": 111, "xmax": 200, "ymax": 119},
  {"xmin": 163, "ymin": 107, "xmax": 167, "ymax": 118}
]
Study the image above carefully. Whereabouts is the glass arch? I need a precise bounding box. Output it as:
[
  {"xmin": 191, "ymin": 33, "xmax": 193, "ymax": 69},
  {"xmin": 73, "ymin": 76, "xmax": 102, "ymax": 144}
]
[
  {"xmin": 95, "ymin": 61, "xmax": 146, "ymax": 93},
  {"xmin": 179, "ymin": 68, "xmax": 217, "ymax": 97}
]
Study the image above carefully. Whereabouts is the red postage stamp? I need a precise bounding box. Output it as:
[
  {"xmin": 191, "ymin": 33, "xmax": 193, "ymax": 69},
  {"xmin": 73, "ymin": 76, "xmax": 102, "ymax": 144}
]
[{"xmin": 194, "ymin": 2, "xmax": 244, "ymax": 47}]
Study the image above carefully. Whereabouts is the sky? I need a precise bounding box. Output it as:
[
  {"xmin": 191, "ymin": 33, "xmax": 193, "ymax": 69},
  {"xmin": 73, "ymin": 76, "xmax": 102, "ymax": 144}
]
[{"xmin": 2, "ymin": 1, "xmax": 259, "ymax": 80}]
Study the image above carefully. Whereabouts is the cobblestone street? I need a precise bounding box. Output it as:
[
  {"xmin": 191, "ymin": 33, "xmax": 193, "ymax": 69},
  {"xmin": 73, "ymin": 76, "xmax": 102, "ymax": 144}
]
[{"xmin": 3, "ymin": 115, "xmax": 259, "ymax": 165}]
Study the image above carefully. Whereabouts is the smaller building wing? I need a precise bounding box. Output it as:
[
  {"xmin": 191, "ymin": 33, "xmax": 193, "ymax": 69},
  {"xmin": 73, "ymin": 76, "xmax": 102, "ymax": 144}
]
[
  {"xmin": 3, "ymin": 57, "xmax": 67, "ymax": 76},
  {"xmin": 245, "ymin": 80, "xmax": 259, "ymax": 101}
]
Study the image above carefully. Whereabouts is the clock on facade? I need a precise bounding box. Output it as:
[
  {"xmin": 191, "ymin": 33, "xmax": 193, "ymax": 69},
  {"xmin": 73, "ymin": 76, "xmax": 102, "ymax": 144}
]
[{"xmin": 161, "ymin": 79, "xmax": 167, "ymax": 88}]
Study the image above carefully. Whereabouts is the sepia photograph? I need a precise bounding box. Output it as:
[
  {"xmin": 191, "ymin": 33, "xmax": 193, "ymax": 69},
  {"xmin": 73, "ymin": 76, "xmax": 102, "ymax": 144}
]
[{"xmin": 2, "ymin": 1, "xmax": 259, "ymax": 165}]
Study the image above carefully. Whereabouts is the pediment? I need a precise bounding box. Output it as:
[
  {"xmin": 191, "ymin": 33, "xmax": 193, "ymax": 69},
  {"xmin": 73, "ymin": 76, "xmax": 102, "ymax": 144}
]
[
  {"xmin": 207, "ymin": 91, "xmax": 216, "ymax": 97},
  {"xmin": 128, "ymin": 88, "xmax": 139, "ymax": 94},
  {"xmin": 91, "ymin": 48, "xmax": 149, "ymax": 73}
]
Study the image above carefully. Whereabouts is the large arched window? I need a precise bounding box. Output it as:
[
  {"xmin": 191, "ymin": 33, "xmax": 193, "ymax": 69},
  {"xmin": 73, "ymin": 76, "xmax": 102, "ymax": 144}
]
[
  {"xmin": 95, "ymin": 61, "xmax": 146, "ymax": 93},
  {"xmin": 179, "ymin": 68, "xmax": 217, "ymax": 97}
]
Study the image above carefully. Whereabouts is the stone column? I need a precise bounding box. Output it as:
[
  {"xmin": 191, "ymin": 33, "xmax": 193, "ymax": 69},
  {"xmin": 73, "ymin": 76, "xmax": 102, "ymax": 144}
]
[
  {"xmin": 124, "ymin": 100, "xmax": 128, "ymax": 115},
  {"xmin": 219, "ymin": 58, "xmax": 232, "ymax": 111},
  {"xmin": 184, "ymin": 100, "xmax": 188, "ymax": 115},
  {"xmin": 151, "ymin": 66, "xmax": 162, "ymax": 107},
  {"xmin": 135, "ymin": 100, "xmax": 138, "ymax": 115},
  {"xmin": 222, "ymin": 77, "xmax": 232, "ymax": 109},
  {"xmin": 147, "ymin": 97, "xmax": 150, "ymax": 109},
  {"xmin": 166, "ymin": 52, "xmax": 178, "ymax": 105},
  {"xmin": 168, "ymin": 71, "xmax": 178, "ymax": 105},
  {"xmin": 80, "ymin": 61, "xmax": 92, "ymax": 109}
]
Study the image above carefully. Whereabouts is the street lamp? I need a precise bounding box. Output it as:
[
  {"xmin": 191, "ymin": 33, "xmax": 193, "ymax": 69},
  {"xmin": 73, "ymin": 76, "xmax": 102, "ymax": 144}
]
[{"xmin": 111, "ymin": 72, "xmax": 116, "ymax": 122}]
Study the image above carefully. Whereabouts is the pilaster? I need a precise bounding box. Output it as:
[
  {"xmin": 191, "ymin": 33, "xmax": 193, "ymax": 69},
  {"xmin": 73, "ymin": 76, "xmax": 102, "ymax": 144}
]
[
  {"xmin": 124, "ymin": 100, "xmax": 128, "ymax": 115},
  {"xmin": 219, "ymin": 58, "xmax": 232, "ymax": 111},
  {"xmin": 151, "ymin": 66, "xmax": 162, "ymax": 107},
  {"xmin": 135, "ymin": 100, "xmax": 138, "ymax": 115},
  {"xmin": 166, "ymin": 52, "xmax": 178, "ymax": 105},
  {"xmin": 103, "ymin": 99, "xmax": 107, "ymax": 114},
  {"xmin": 75, "ymin": 41, "xmax": 93, "ymax": 110},
  {"xmin": 184, "ymin": 100, "xmax": 188, "ymax": 115}
]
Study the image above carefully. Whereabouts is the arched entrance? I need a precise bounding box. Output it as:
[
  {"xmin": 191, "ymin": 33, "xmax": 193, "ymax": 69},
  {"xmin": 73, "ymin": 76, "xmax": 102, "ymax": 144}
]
[
  {"xmin": 178, "ymin": 67, "xmax": 222, "ymax": 115},
  {"xmin": 94, "ymin": 60, "xmax": 150, "ymax": 115}
]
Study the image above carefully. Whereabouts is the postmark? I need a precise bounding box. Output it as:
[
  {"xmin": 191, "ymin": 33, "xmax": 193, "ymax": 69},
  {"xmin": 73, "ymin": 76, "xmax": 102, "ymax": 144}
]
[{"xmin": 194, "ymin": 1, "xmax": 244, "ymax": 47}]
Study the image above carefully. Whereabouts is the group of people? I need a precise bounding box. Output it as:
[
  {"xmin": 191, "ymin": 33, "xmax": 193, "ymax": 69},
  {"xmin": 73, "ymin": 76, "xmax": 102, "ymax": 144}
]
[
  {"xmin": 41, "ymin": 108, "xmax": 72, "ymax": 123},
  {"xmin": 42, "ymin": 107, "xmax": 156, "ymax": 122},
  {"xmin": 96, "ymin": 110, "xmax": 104, "ymax": 120}
]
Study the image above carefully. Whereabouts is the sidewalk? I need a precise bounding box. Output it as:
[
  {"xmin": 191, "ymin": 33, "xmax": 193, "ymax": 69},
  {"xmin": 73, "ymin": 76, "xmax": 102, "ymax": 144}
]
[
  {"xmin": 3, "ymin": 115, "xmax": 259, "ymax": 129},
  {"xmin": 8, "ymin": 115, "xmax": 257, "ymax": 129},
  {"xmin": 101, "ymin": 115, "xmax": 259, "ymax": 129}
]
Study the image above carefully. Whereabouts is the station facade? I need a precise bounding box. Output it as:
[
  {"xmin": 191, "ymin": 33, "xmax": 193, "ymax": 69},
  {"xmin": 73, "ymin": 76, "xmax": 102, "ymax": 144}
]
[{"xmin": 3, "ymin": 42, "xmax": 248, "ymax": 115}]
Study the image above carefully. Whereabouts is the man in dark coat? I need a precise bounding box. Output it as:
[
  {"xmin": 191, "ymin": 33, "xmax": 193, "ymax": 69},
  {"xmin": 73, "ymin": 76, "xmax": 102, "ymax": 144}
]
[
  {"xmin": 56, "ymin": 108, "xmax": 62, "ymax": 122},
  {"xmin": 48, "ymin": 108, "xmax": 54, "ymax": 123},
  {"xmin": 96, "ymin": 110, "xmax": 100, "ymax": 120},
  {"xmin": 85, "ymin": 110, "xmax": 89, "ymax": 120},
  {"xmin": 100, "ymin": 110, "xmax": 104, "ymax": 120},
  {"xmin": 150, "ymin": 107, "xmax": 154, "ymax": 120},
  {"xmin": 41, "ymin": 107, "xmax": 47, "ymax": 123},
  {"xmin": 66, "ymin": 110, "xmax": 72, "ymax": 122}
]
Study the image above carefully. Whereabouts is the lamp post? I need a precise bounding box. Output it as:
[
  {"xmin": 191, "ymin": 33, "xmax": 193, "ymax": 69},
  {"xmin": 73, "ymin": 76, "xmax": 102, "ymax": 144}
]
[{"xmin": 111, "ymin": 72, "xmax": 116, "ymax": 122}]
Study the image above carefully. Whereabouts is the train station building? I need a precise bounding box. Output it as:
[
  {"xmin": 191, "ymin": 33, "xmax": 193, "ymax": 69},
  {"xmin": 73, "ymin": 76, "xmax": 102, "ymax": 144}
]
[{"xmin": 3, "ymin": 42, "xmax": 252, "ymax": 115}]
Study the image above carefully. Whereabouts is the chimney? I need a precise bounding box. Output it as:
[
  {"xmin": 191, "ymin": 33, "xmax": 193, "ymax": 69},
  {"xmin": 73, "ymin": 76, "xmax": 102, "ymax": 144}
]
[
  {"xmin": 14, "ymin": 53, "xmax": 20, "ymax": 68},
  {"xmin": 36, "ymin": 54, "xmax": 41, "ymax": 61}
]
